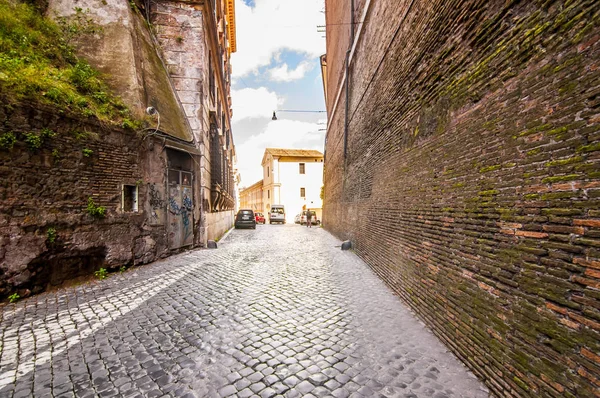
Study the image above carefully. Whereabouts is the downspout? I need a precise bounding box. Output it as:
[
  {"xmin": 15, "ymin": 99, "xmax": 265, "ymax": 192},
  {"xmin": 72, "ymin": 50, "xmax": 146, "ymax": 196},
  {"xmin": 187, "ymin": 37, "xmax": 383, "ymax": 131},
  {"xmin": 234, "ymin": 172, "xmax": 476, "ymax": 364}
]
[
  {"xmin": 350, "ymin": 0, "xmax": 355, "ymax": 42},
  {"xmin": 343, "ymin": 49, "xmax": 350, "ymax": 159},
  {"xmin": 343, "ymin": 0, "xmax": 355, "ymax": 160}
]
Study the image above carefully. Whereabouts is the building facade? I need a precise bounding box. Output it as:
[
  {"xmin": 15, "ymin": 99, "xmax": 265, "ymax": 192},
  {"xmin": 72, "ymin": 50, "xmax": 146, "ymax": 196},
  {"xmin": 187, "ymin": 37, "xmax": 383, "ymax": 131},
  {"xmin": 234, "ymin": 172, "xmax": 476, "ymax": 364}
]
[
  {"xmin": 261, "ymin": 149, "xmax": 324, "ymax": 222},
  {"xmin": 323, "ymin": 0, "xmax": 600, "ymax": 397},
  {"xmin": 0, "ymin": 0, "xmax": 240, "ymax": 298},
  {"xmin": 151, "ymin": 0, "xmax": 238, "ymax": 242},
  {"xmin": 47, "ymin": 0, "xmax": 239, "ymax": 244},
  {"xmin": 239, "ymin": 180, "xmax": 264, "ymax": 212}
]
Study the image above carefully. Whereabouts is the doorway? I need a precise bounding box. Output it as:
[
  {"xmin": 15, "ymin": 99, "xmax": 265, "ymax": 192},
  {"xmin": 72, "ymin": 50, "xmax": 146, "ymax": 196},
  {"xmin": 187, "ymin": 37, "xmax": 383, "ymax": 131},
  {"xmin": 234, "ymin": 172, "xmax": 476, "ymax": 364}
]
[{"xmin": 167, "ymin": 149, "xmax": 194, "ymax": 249}]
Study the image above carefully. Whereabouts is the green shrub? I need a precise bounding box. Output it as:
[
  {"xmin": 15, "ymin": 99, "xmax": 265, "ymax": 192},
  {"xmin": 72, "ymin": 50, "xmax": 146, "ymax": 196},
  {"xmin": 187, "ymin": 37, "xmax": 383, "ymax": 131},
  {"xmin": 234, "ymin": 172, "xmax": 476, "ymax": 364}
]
[
  {"xmin": 40, "ymin": 128, "xmax": 56, "ymax": 139},
  {"xmin": 0, "ymin": 132, "xmax": 16, "ymax": 150},
  {"xmin": 8, "ymin": 293, "xmax": 20, "ymax": 303},
  {"xmin": 121, "ymin": 118, "xmax": 141, "ymax": 130},
  {"xmin": 82, "ymin": 148, "xmax": 93, "ymax": 157},
  {"xmin": 23, "ymin": 132, "xmax": 42, "ymax": 151},
  {"xmin": 87, "ymin": 197, "xmax": 106, "ymax": 218},
  {"xmin": 68, "ymin": 61, "xmax": 101, "ymax": 93},
  {"xmin": 94, "ymin": 268, "xmax": 107, "ymax": 279},
  {"xmin": 46, "ymin": 227, "xmax": 56, "ymax": 243}
]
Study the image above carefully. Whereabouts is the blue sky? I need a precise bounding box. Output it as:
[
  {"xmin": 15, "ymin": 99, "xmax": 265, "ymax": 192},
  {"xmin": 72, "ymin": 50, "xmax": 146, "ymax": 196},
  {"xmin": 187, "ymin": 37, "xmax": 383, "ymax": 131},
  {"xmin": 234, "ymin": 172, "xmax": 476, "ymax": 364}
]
[{"xmin": 230, "ymin": 0, "xmax": 326, "ymax": 187}]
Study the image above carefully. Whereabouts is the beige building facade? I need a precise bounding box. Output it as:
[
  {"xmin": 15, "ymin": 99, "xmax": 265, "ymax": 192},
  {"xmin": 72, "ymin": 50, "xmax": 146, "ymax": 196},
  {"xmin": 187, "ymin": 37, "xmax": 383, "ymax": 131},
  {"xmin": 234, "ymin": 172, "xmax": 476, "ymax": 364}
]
[{"xmin": 239, "ymin": 180, "xmax": 264, "ymax": 212}]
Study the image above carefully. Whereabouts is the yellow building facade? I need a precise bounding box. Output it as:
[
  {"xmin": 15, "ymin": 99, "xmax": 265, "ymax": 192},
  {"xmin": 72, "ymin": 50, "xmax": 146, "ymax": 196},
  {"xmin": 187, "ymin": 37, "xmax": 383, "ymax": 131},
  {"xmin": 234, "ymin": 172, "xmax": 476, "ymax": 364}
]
[{"xmin": 239, "ymin": 180, "xmax": 264, "ymax": 212}]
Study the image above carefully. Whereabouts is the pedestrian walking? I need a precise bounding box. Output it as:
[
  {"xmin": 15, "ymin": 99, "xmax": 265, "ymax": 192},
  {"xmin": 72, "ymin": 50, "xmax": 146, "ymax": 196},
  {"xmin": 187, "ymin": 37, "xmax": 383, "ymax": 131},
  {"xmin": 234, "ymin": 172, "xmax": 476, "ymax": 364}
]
[{"xmin": 306, "ymin": 209, "xmax": 312, "ymax": 228}]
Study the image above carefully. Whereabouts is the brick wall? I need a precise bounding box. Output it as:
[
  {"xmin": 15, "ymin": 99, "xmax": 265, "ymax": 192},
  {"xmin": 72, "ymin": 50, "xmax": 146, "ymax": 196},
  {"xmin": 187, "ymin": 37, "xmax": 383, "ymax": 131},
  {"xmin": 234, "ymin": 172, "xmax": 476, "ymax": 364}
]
[
  {"xmin": 0, "ymin": 103, "xmax": 171, "ymax": 298},
  {"xmin": 324, "ymin": 0, "xmax": 352, "ymax": 117},
  {"xmin": 324, "ymin": 0, "xmax": 600, "ymax": 396}
]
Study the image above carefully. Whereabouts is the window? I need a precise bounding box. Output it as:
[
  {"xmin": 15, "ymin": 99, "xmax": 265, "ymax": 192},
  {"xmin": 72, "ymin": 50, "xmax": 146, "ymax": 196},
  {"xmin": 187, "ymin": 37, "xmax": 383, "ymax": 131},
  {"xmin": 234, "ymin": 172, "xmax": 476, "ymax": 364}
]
[
  {"xmin": 267, "ymin": 167, "xmax": 269, "ymax": 177},
  {"xmin": 300, "ymin": 187, "xmax": 305, "ymax": 197},
  {"xmin": 268, "ymin": 190, "xmax": 270, "ymax": 199},
  {"xmin": 123, "ymin": 185, "xmax": 138, "ymax": 212},
  {"xmin": 299, "ymin": 163, "xmax": 305, "ymax": 174},
  {"xmin": 181, "ymin": 172, "xmax": 192, "ymax": 186},
  {"xmin": 209, "ymin": 52, "xmax": 215, "ymax": 102}
]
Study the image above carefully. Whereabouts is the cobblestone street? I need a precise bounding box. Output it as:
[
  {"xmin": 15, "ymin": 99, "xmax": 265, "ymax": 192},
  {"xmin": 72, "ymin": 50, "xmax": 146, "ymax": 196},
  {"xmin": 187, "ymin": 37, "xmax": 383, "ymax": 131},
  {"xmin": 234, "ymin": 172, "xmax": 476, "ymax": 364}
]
[{"xmin": 0, "ymin": 225, "xmax": 489, "ymax": 398}]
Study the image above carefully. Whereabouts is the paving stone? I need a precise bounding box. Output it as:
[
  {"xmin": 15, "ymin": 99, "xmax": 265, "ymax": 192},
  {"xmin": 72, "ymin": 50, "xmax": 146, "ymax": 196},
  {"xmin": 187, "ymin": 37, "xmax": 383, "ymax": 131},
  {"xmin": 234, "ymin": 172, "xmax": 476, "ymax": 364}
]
[
  {"xmin": 325, "ymin": 378, "xmax": 341, "ymax": 390},
  {"xmin": 259, "ymin": 387, "xmax": 278, "ymax": 398},
  {"xmin": 284, "ymin": 388, "xmax": 302, "ymax": 398},
  {"xmin": 308, "ymin": 373, "xmax": 328, "ymax": 387},
  {"xmin": 237, "ymin": 388, "xmax": 254, "ymax": 398},
  {"xmin": 296, "ymin": 380, "xmax": 315, "ymax": 394},
  {"xmin": 283, "ymin": 375, "xmax": 300, "ymax": 387},
  {"xmin": 311, "ymin": 386, "xmax": 331, "ymax": 397},
  {"xmin": 263, "ymin": 374, "xmax": 280, "ymax": 387},
  {"xmin": 234, "ymin": 377, "xmax": 251, "ymax": 391},
  {"xmin": 271, "ymin": 381, "xmax": 290, "ymax": 395},
  {"xmin": 217, "ymin": 384, "xmax": 236, "ymax": 397},
  {"xmin": 250, "ymin": 381, "xmax": 267, "ymax": 393},
  {"xmin": 0, "ymin": 226, "xmax": 487, "ymax": 398},
  {"xmin": 331, "ymin": 387, "xmax": 350, "ymax": 398}
]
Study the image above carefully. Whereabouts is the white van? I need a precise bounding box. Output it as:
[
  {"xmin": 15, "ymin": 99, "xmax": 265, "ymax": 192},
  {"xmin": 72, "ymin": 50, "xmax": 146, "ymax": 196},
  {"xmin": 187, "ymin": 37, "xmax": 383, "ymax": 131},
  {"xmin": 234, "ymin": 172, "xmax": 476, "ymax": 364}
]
[{"xmin": 269, "ymin": 205, "xmax": 285, "ymax": 224}]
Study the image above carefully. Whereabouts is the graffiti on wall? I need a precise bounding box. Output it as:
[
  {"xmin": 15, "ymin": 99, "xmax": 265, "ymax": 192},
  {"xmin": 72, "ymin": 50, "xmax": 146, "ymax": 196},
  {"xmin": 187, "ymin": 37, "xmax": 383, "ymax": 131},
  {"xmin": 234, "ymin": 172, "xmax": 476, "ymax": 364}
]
[
  {"xmin": 149, "ymin": 184, "xmax": 165, "ymax": 224},
  {"xmin": 168, "ymin": 185, "xmax": 193, "ymax": 247}
]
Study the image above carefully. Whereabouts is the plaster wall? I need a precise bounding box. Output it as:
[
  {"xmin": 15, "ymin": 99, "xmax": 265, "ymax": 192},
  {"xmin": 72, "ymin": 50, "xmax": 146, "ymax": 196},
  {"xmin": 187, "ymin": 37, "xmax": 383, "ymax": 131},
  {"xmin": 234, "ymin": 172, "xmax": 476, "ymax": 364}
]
[
  {"xmin": 47, "ymin": 0, "xmax": 194, "ymax": 142},
  {"xmin": 278, "ymin": 161, "xmax": 323, "ymax": 222},
  {"xmin": 206, "ymin": 210, "xmax": 234, "ymax": 242}
]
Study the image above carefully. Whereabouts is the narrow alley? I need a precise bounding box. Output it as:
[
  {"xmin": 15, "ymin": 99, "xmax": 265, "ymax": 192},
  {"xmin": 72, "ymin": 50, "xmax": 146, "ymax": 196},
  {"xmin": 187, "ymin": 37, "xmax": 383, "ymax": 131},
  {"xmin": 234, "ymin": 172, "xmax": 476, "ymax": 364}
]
[{"xmin": 0, "ymin": 225, "xmax": 488, "ymax": 398}]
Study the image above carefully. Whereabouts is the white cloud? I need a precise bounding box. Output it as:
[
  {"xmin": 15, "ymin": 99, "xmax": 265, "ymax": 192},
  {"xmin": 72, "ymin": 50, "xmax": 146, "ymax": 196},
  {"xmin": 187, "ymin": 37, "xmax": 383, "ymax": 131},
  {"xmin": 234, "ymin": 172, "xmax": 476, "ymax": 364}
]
[
  {"xmin": 236, "ymin": 119, "xmax": 325, "ymax": 187},
  {"xmin": 267, "ymin": 61, "xmax": 313, "ymax": 82},
  {"xmin": 231, "ymin": 87, "xmax": 282, "ymax": 121},
  {"xmin": 231, "ymin": 0, "xmax": 325, "ymax": 77}
]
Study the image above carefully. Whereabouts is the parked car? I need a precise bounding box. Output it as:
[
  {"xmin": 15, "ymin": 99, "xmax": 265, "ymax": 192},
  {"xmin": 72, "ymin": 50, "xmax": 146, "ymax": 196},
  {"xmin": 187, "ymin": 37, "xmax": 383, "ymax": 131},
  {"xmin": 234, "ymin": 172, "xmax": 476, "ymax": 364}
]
[
  {"xmin": 300, "ymin": 210, "xmax": 320, "ymax": 225},
  {"xmin": 235, "ymin": 209, "xmax": 256, "ymax": 229},
  {"xmin": 269, "ymin": 205, "xmax": 286, "ymax": 224},
  {"xmin": 294, "ymin": 213, "xmax": 301, "ymax": 224},
  {"xmin": 255, "ymin": 212, "xmax": 265, "ymax": 224}
]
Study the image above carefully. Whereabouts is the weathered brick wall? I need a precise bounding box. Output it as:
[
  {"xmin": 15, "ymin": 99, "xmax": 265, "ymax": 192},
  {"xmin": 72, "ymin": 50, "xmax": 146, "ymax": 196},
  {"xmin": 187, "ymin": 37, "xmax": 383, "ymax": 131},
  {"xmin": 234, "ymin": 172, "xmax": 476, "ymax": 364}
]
[
  {"xmin": 324, "ymin": 0, "xmax": 600, "ymax": 396},
  {"xmin": 324, "ymin": 0, "xmax": 351, "ymax": 115},
  {"xmin": 0, "ymin": 103, "xmax": 170, "ymax": 299}
]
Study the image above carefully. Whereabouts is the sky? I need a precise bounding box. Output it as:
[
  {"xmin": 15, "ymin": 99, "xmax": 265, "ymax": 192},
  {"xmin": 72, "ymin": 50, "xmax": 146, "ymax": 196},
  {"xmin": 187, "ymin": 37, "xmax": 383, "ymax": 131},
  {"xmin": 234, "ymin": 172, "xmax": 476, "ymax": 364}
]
[{"xmin": 230, "ymin": 0, "xmax": 327, "ymax": 188}]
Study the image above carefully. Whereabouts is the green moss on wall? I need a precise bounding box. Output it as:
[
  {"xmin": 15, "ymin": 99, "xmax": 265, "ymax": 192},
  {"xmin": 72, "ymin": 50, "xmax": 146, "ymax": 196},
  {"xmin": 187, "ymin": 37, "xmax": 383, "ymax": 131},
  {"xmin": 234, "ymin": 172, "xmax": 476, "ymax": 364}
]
[
  {"xmin": 0, "ymin": 0, "xmax": 138, "ymax": 126},
  {"xmin": 541, "ymin": 174, "xmax": 580, "ymax": 184}
]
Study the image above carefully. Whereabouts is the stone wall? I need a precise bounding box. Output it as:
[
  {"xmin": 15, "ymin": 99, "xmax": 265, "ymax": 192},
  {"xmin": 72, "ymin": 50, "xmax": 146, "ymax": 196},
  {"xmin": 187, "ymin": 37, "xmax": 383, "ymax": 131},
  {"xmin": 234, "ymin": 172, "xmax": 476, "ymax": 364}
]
[
  {"xmin": 324, "ymin": 0, "xmax": 600, "ymax": 396},
  {"xmin": 0, "ymin": 103, "xmax": 171, "ymax": 298},
  {"xmin": 206, "ymin": 210, "xmax": 234, "ymax": 242}
]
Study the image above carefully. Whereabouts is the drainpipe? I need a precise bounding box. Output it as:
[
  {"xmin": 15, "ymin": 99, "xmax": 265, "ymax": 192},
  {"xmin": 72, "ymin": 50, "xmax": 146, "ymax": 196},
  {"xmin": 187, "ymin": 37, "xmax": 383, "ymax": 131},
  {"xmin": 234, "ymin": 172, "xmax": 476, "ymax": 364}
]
[
  {"xmin": 343, "ymin": 0, "xmax": 355, "ymax": 160},
  {"xmin": 350, "ymin": 0, "xmax": 355, "ymax": 43},
  {"xmin": 343, "ymin": 50, "xmax": 350, "ymax": 159}
]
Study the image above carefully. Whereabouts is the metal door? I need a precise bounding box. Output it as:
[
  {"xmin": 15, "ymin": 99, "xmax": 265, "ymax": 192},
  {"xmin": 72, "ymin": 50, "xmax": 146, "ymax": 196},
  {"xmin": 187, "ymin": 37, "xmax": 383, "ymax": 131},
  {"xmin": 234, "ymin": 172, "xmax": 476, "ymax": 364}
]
[{"xmin": 168, "ymin": 169, "xmax": 194, "ymax": 249}]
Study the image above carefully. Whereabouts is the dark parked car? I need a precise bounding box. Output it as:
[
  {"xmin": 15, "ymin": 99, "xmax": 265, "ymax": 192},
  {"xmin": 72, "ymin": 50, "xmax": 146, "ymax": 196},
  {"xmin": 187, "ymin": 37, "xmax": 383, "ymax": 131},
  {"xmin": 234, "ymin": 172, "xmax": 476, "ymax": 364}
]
[
  {"xmin": 235, "ymin": 209, "xmax": 256, "ymax": 229},
  {"xmin": 255, "ymin": 212, "xmax": 265, "ymax": 224}
]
